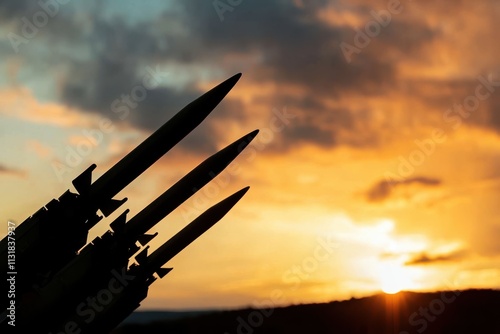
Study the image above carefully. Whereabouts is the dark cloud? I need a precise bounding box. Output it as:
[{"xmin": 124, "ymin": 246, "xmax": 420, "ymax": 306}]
[
  {"xmin": 56, "ymin": 0, "xmax": 438, "ymax": 151},
  {"xmin": 4, "ymin": 0, "xmax": 499, "ymax": 153},
  {"xmin": 0, "ymin": 1, "xmax": 220, "ymax": 153},
  {"xmin": 159, "ymin": 0, "xmax": 442, "ymax": 150},
  {"xmin": 55, "ymin": 14, "xmax": 247, "ymax": 153},
  {"xmin": 173, "ymin": 0, "xmax": 402, "ymax": 96},
  {"xmin": 252, "ymin": 94, "xmax": 352, "ymax": 149},
  {"xmin": 405, "ymin": 250, "xmax": 466, "ymax": 266},
  {"xmin": 285, "ymin": 124, "xmax": 336, "ymax": 147},
  {"xmin": 0, "ymin": 0, "xmax": 440, "ymax": 152},
  {"xmin": 484, "ymin": 83, "xmax": 500, "ymax": 132},
  {"xmin": 366, "ymin": 176, "xmax": 441, "ymax": 203},
  {"xmin": 60, "ymin": 48, "xmax": 244, "ymax": 153},
  {"xmin": 399, "ymin": 76, "xmax": 500, "ymax": 134},
  {"xmin": 0, "ymin": 1, "xmax": 38, "ymax": 19}
]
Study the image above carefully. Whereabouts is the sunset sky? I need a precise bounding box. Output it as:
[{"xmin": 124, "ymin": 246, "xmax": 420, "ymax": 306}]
[{"xmin": 1, "ymin": 0, "xmax": 499, "ymax": 310}]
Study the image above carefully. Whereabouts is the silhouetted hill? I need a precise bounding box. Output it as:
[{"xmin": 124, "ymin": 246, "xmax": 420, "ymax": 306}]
[
  {"xmin": 112, "ymin": 289, "xmax": 500, "ymax": 334},
  {"xmin": 119, "ymin": 310, "xmax": 212, "ymax": 325}
]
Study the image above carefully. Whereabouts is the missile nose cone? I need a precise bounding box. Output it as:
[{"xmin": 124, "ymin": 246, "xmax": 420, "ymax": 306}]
[
  {"xmin": 247, "ymin": 129, "xmax": 259, "ymax": 141},
  {"xmin": 188, "ymin": 73, "xmax": 242, "ymax": 114},
  {"xmin": 122, "ymin": 130, "xmax": 258, "ymax": 239},
  {"xmin": 219, "ymin": 129, "xmax": 259, "ymax": 159},
  {"xmin": 223, "ymin": 73, "xmax": 242, "ymax": 88},
  {"xmin": 225, "ymin": 73, "xmax": 242, "ymax": 87},
  {"xmin": 222, "ymin": 186, "xmax": 250, "ymax": 209},
  {"xmin": 87, "ymin": 73, "xmax": 243, "ymax": 213},
  {"xmin": 187, "ymin": 185, "xmax": 250, "ymax": 230},
  {"xmin": 142, "ymin": 186, "xmax": 251, "ymax": 274}
]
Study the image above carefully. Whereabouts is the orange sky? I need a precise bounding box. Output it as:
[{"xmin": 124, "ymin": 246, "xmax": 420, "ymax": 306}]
[{"xmin": 1, "ymin": 0, "xmax": 499, "ymax": 309}]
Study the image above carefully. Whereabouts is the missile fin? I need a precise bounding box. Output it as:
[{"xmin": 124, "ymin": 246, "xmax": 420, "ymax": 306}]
[
  {"xmin": 156, "ymin": 267, "xmax": 173, "ymax": 278},
  {"xmin": 110, "ymin": 209, "xmax": 130, "ymax": 234},
  {"xmin": 128, "ymin": 243, "xmax": 140, "ymax": 256},
  {"xmin": 135, "ymin": 246, "xmax": 149, "ymax": 264},
  {"xmin": 138, "ymin": 232, "xmax": 158, "ymax": 246},
  {"xmin": 100, "ymin": 197, "xmax": 128, "ymax": 217},
  {"xmin": 72, "ymin": 164, "xmax": 96, "ymax": 195}
]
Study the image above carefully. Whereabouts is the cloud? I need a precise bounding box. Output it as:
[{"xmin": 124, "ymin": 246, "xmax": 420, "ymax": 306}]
[
  {"xmin": 365, "ymin": 176, "xmax": 441, "ymax": 203},
  {"xmin": 405, "ymin": 250, "xmax": 467, "ymax": 266},
  {"xmin": 172, "ymin": 0, "xmax": 408, "ymax": 95},
  {"xmin": 0, "ymin": 88, "xmax": 99, "ymax": 128},
  {"xmin": 54, "ymin": 15, "xmax": 251, "ymax": 153},
  {"xmin": 0, "ymin": 1, "xmax": 38, "ymax": 19},
  {"xmin": 25, "ymin": 140, "xmax": 53, "ymax": 158},
  {"xmin": 0, "ymin": 164, "xmax": 25, "ymax": 177},
  {"xmin": 2, "ymin": 0, "xmax": 500, "ymax": 153},
  {"xmin": 0, "ymin": 0, "xmax": 436, "ymax": 152}
]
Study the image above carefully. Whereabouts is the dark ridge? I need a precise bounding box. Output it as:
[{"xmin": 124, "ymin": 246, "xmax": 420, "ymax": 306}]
[{"xmin": 112, "ymin": 289, "xmax": 500, "ymax": 334}]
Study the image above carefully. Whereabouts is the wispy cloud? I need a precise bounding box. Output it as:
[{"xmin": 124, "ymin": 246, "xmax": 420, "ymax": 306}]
[
  {"xmin": 405, "ymin": 249, "xmax": 467, "ymax": 266},
  {"xmin": 365, "ymin": 176, "xmax": 441, "ymax": 203},
  {"xmin": 0, "ymin": 164, "xmax": 25, "ymax": 177}
]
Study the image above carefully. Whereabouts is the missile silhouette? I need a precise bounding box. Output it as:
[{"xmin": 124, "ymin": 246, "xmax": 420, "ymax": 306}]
[
  {"xmin": 0, "ymin": 73, "xmax": 247, "ymax": 317},
  {"xmin": 139, "ymin": 186, "xmax": 250, "ymax": 278},
  {"xmin": 1, "ymin": 73, "xmax": 257, "ymax": 333},
  {"xmin": 47, "ymin": 187, "xmax": 250, "ymax": 334},
  {"xmin": 121, "ymin": 129, "xmax": 259, "ymax": 243},
  {"xmin": 13, "ymin": 130, "xmax": 258, "ymax": 331},
  {"xmin": 78, "ymin": 73, "xmax": 243, "ymax": 216}
]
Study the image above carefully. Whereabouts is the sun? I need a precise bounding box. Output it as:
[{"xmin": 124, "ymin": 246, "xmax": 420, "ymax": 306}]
[
  {"xmin": 378, "ymin": 262, "xmax": 415, "ymax": 294},
  {"xmin": 381, "ymin": 275, "xmax": 405, "ymax": 294}
]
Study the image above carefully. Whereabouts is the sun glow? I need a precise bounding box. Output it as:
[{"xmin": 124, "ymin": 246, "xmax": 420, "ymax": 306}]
[{"xmin": 378, "ymin": 262, "xmax": 417, "ymax": 294}]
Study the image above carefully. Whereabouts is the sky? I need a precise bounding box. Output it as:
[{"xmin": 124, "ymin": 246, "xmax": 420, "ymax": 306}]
[{"xmin": 0, "ymin": 0, "xmax": 499, "ymax": 310}]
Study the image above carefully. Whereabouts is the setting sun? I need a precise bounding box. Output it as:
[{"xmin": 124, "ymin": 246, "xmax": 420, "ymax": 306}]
[{"xmin": 378, "ymin": 262, "xmax": 416, "ymax": 295}]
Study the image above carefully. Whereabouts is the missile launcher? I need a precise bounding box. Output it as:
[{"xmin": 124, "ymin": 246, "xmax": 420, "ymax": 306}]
[{"xmin": 1, "ymin": 73, "xmax": 257, "ymax": 333}]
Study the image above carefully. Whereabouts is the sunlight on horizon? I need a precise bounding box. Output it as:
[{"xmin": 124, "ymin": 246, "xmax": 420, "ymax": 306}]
[{"xmin": 378, "ymin": 261, "xmax": 421, "ymax": 295}]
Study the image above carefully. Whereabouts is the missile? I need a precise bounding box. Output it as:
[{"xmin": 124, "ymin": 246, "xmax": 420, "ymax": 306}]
[
  {"xmin": 0, "ymin": 74, "xmax": 244, "ymax": 303},
  {"xmin": 1, "ymin": 72, "xmax": 257, "ymax": 333},
  {"xmin": 136, "ymin": 186, "xmax": 250, "ymax": 279},
  {"xmin": 11, "ymin": 132, "xmax": 258, "ymax": 330},
  {"xmin": 85, "ymin": 186, "xmax": 249, "ymax": 332},
  {"xmin": 43, "ymin": 188, "xmax": 251, "ymax": 334},
  {"xmin": 77, "ymin": 73, "xmax": 243, "ymax": 216},
  {"xmin": 120, "ymin": 130, "xmax": 259, "ymax": 244}
]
